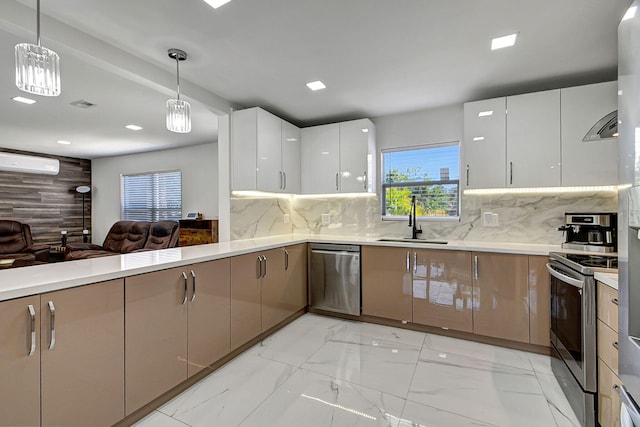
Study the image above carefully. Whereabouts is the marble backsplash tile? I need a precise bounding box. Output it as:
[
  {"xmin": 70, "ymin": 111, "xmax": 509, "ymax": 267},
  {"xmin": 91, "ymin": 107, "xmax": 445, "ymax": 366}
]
[{"xmin": 231, "ymin": 192, "xmax": 618, "ymax": 244}]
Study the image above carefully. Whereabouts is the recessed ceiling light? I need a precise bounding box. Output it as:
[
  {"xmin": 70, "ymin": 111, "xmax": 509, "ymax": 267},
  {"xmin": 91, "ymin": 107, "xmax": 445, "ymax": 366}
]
[
  {"xmin": 12, "ymin": 96, "xmax": 37, "ymax": 105},
  {"xmin": 57, "ymin": 140, "xmax": 71, "ymax": 145},
  {"xmin": 125, "ymin": 124, "xmax": 143, "ymax": 131},
  {"xmin": 491, "ymin": 33, "xmax": 518, "ymax": 50},
  {"xmin": 473, "ymin": 137, "xmax": 485, "ymax": 141},
  {"xmin": 321, "ymin": 151, "xmax": 330, "ymax": 155},
  {"xmin": 306, "ymin": 81, "xmax": 326, "ymax": 91},
  {"xmin": 623, "ymin": 6, "xmax": 637, "ymax": 21},
  {"xmin": 361, "ymin": 128, "xmax": 369, "ymax": 133},
  {"xmin": 478, "ymin": 110, "xmax": 493, "ymax": 117},
  {"xmin": 285, "ymin": 137, "xmax": 298, "ymax": 142},
  {"xmin": 202, "ymin": 0, "xmax": 232, "ymax": 9}
]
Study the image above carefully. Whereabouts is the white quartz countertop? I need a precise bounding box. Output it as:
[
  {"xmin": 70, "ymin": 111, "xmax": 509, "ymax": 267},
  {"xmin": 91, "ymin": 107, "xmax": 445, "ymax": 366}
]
[
  {"xmin": 0, "ymin": 233, "xmax": 562, "ymax": 302},
  {"xmin": 595, "ymin": 271, "xmax": 618, "ymax": 290}
]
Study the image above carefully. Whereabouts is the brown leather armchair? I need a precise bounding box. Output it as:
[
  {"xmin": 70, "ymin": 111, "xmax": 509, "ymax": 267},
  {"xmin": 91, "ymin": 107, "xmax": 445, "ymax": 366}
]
[
  {"xmin": 65, "ymin": 221, "xmax": 179, "ymax": 260},
  {"xmin": 0, "ymin": 220, "xmax": 50, "ymax": 261}
]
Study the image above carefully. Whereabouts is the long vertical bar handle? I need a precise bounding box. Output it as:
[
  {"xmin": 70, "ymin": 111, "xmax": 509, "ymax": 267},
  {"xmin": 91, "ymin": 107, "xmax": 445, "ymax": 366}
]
[
  {"xmin": 363, "ymin": 170, "xmax": 368, "ymax": 190},
  {"xmin": 263, "ymin": 256, "xmax": 268, "ymax": 278},
  {"xmin": 181, "ymin": 271, "xmax": 188, "ymax": 305},
  {"xmin": 406, "ymin": 251, "xmax": 410, "ymax": 272},
  {"xmin": 279, "ymin": 171, "xmax": 283, "ymax": 190},
  {"xmin": 284, "ymin": 249, "xmax": 289, "ymax": 271},
  {"xmin": 283, "ymin": 172, "xmax": 287, "ymax": 191},
  {"xmin": 413, "ymin": 252, "xmax": 417, "ymax": 274},
  {"xmin": 474, "ymin": 256, "xmax": 479, "ymax": 280},
  {"xmin": 466, "ymin": 165, "xmax": 470, "ymax": 186},
  {"xmin": 509, "ymin": 162, "xmax": 513, "ymax": 185},
  {"xmin": 257, "ymin": 256, "xmax": 262, "ymax": 279},
  {"xmin": 48, "ymin": 301, "xmax": 56, "ymax": 350},
  {"xmin": 336, "ymin": 173, "xmax": 339, "ymax": 192},
  {"xmin": 28, "ymin": 304, "xmax": 36, "ymax": 356},
  {"xmin": 190, "ymin": 270, "xmax": 196, "ymax": 302}
]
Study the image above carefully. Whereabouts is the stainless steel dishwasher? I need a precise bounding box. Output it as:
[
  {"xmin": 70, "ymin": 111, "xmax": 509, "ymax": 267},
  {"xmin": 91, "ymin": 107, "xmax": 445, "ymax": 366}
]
[{"xmin": 309, "ymin": 243, "xmax": 361, "ymax": 316}]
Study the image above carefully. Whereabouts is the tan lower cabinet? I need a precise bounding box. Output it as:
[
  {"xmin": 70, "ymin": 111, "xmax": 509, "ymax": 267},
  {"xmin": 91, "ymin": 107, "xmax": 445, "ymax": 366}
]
[
  {"xmin": 528, "ymin": 256, "xmax": 550, "ymax": 346},
  {"xmin": 126, "ymin": 261, "xmax": 231, "ymax": 414},
  {"xmin": 231, "ymin": 252, "xmax": 264, "ymax": 350},
  {"xmin": 0, "ymin": 295, "xmax": 41, "ymax": 427},
  {"xmin": 1, "ymin": 280, "xmax": 124, "ymax": 427},
  {"xmin": 597, "ymin": 281, "xmax": 621, "ymax": 427},
  {"xmin": 41, "ymin": 279, "xmax": 124, "ymax": 427},
  {"xmin": 186, "ymin": 259, "xmax": 231, "ymax": 378},
  {"xmin": 362, "ymin": 246, "xmax": 413, "ymax": 322},
  {"xmin": 412, "ymin": 250, "xmax": 473, "ymax": 333},
  {"xmin": 261, "ymin": 244, "xmax": 308, "ymax": 332},
  {"xmin": 472, "ymin": 252, "xmax": 530, "ymax": 343}
]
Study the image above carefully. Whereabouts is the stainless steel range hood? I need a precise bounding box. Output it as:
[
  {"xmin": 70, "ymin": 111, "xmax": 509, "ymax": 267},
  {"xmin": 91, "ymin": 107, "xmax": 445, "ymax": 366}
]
[{"xmin": 582, "ymin": 110, "xmax": 618, "ymax": 142}]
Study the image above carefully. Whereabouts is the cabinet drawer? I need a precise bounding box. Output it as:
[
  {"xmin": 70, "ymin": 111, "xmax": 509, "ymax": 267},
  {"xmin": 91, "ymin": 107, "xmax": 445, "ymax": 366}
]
[
  {"xmin": 598, "ymin": 358, "xmax": 622, "ymax": 427},
  {"xmin": 598, "ymin": 283, "xmax": 619, "ymax": 332},
  {"xmin": 598, "ymin": 319, "xmax": 619, "ymax": 376}
]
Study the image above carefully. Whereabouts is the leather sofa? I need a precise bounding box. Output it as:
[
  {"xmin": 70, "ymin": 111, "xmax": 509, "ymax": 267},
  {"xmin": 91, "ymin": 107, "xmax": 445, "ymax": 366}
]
[
  {"xmin": 0, "ymin": 220, "xmax": 50, "ymax": 261},
  {"xmin": 65, "ymin": 221, "xmax": 179, "ymax": 260}
]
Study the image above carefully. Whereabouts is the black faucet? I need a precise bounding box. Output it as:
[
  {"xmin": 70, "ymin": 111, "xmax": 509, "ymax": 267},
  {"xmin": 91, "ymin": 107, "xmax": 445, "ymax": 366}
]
[{"xmin": 408, "ymin": 195, "xmax": 422, "ymax": 239}]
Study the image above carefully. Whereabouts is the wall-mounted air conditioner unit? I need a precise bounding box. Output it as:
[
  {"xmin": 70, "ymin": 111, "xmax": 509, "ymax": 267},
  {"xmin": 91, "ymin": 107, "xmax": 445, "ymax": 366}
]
[{"xmin": 0, "ymin": 152, "xmax": 60, "ymax": 175}]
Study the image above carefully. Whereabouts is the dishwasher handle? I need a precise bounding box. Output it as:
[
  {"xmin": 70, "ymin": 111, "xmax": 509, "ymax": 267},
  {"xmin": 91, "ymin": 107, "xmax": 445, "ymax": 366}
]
[{"xmin": 311, "ymin": 249, "xmax": 360, "ymax": 257}]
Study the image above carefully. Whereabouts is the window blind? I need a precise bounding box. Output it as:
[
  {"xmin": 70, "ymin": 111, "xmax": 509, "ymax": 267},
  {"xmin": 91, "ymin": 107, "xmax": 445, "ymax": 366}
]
[{"xmin": 120, "ymin": 171, "xmax": 182, "ymax": 221}]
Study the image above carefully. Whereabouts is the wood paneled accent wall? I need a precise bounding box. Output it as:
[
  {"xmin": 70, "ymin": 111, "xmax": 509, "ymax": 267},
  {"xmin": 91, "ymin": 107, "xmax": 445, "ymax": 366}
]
[{"xmin": 0, "ymin": 149, "xmax": 91, "ymax": 245}]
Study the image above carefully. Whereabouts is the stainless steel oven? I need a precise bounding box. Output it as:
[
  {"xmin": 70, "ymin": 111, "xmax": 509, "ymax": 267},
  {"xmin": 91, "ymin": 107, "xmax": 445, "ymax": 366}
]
[{"xmin": 548, "ymin": 252, "xmax": 599, "ymax": 427}]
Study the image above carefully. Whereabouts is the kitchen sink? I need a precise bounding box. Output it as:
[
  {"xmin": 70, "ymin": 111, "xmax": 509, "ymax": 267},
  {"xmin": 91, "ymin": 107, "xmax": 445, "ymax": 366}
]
[{"xmin": 377, "ymin": 238, "xmax": 448, "ymax": 245}]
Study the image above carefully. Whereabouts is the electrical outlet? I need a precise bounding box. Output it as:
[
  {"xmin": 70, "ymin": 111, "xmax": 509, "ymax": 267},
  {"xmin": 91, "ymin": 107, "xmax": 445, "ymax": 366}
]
[
  {"xmin": 482, "ymin": 212, "xmax": 499, "ymax": 227},
  {"xmin": 283, "ymin": 214, "xmax": 290, "ymax": 224},
  {"xmin": 321, "ymin": 213, "xmax": 331, "ymax": 226}
]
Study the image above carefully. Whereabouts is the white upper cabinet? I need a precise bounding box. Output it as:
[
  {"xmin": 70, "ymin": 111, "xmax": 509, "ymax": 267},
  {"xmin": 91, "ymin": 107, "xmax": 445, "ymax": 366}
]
[
  {"xmin": 232, "ymin": 107, "xmax": 300, "ymax": 193},
  {"xmin": 281, "ymin": 121, "xmax": 301, "ymax": 193},
  {"xmin": 301, "ymin": 119, "xmax": 376, "ymax": 194},
  {"xmin": 506, "ymin": 89, "xmax": 561, "ymax": 187},
  {"xmin": 561, "ymin": 81, "xmax": 618, "ymax": 186},
  {"xmin": 463, "ymin": 97, "xmax": 507, "ymax": 189},
  {"xmin": 301, "ymin": 124, "xmax": 340, "ymax": 194}
]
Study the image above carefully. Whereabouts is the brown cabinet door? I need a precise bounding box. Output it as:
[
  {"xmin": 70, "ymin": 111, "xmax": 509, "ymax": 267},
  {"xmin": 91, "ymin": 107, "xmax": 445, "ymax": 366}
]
[
  {"xmin": 231, "ymin": 252, "xmax": 263, "ymax": 350},
  {"xmin": 125, "ymin": 268, "xmax": 188, "ymax": 415},
  {"xmin": 598, "ymin": 358, "xmax": 622, "ymax": 427},
  {"xmin": 187, "ymin": 259, "xmax": 231, "ymax": 377},
  {"xmin": 261, "ymin": 248, "xmax": 288, "ymax": 331},
  {"xmin": 41, "ymin": 279, "xmax": 124, "ymax": 427},
  {"xmin": 284, "ymin": 243, "xmax": 308, "ymax": 314},
  {"xmin": 413, "ymin": 250, "xmax": 473, "ymax": 333},
  {"xmin": 472, "ymin": 252, "xmax": 530, "ymax": 343},
  {"xmin": 529, "ymin": 256, "xmax": 550, "ymax": 346},
  {"xmin": 0, "ymin": 295, "xmax": 41, "ymax": 427},
  {"xmin": 362, "ymin": 246, "xmax": 413, "ymax": 322}
]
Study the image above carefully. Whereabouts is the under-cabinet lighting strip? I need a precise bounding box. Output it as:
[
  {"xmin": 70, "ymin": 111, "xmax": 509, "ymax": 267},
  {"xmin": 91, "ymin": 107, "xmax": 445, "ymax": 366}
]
[
  {"xmin": 464, "ymin": 185, "xmax": 619, "ymax": 195},
  {"xmin": 231, "ymin": 191, "xmax": 377, "ymax": 199}
]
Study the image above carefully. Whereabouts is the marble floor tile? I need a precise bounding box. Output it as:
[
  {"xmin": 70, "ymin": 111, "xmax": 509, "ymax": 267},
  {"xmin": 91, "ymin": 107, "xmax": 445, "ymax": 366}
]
[
  {"xmin": 247, "ymin": 313, "xmax": 346, "ymax": 367},
  {"xmin": 158, "ymin": 353, "xmax": 296, "ymax": 427},
  {"xmin": 422, "ymin": 333, "xmax": 534, "ymax": 372},
  {"xmin": 302, "ymin": 336, "xmax": 421, "ymax": 398},
  {"xmin": 408, "ymin": 349, "xmax": 556, "ymax": 426},
  {"xmin": 400, "ymin": 399, "xmax": 498, "ymax": 427},
  {"xmin": 536, "ymin": 373, "xmax": 581, "ymax": 427},
  {"xmin": 134, "ymin": 410, "xmax": 191, "ymax": 427},
  {"xmin": 133, "ymin": 314, "xmax": 573, "ymax": 427},
  {"xmin": 239, "ymin": 368, "xmax": 405, "ymax": 427}
]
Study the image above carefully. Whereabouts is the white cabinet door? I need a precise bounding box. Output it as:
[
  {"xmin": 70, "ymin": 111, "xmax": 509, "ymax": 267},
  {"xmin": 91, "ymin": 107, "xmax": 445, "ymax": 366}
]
[
  {"xmin": 281, "ymin": 121, "xmax": 301, "ymax": 193},
  {"xmin": 561, "ymin": 81, "xmax": 618, "ymax": 186},
  {"xmin": 463, "ymin": 98, "xmax": 507, "ymax": 189},
  {"xmin": 506, "ymin": 90, "xmax": 561, "ymax": 187},
  {"xmin": 232, "ymin": 108, "xmax": 258, "ymax": 191},
  {"xmin": 301, "ymin": 124, "xmax": 340, "ymax": 194},
  {"xmin": 256, "ymin": 109, "xmax": 282, "ymax": 192},
  {"xmin": 339, "ymin": 119, "xmax": 373, "ymax": 193}
]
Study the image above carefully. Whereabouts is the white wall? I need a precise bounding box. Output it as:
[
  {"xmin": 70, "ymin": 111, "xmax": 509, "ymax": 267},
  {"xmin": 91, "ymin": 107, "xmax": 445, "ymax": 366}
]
[{"xmin": 92, "ymin": 142, "xmax": 218, "ymax": 243}]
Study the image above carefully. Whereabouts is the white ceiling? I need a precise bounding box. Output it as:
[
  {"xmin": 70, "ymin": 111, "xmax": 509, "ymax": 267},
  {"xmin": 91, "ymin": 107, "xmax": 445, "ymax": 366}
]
[{"xmin": 0, "ymin": 0, "xmax": 632, "ymax": 159}]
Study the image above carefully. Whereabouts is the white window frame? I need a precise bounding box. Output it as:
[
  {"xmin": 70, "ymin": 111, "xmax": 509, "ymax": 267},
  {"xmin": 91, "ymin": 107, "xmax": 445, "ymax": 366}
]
[
  {"xmin": 381, "ymin": 141, "xmax": 461, "ymax": 221},
  {"xmin": 120, "ymin": 170, "xmax": 182, "ymax": 222}
]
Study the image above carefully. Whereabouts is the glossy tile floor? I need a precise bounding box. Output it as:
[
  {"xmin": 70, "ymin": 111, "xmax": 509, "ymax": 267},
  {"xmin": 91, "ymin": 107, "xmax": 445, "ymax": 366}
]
[{"xmin": 133, "ymin": 314, "xmax": 580, "ymax": 427}]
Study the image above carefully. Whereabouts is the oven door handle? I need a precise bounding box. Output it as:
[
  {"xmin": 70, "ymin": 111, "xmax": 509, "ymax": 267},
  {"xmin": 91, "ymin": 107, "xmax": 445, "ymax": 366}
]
[{"xmin": 546, "ymin": 263, "xmax": 584, "ymax": 289}]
